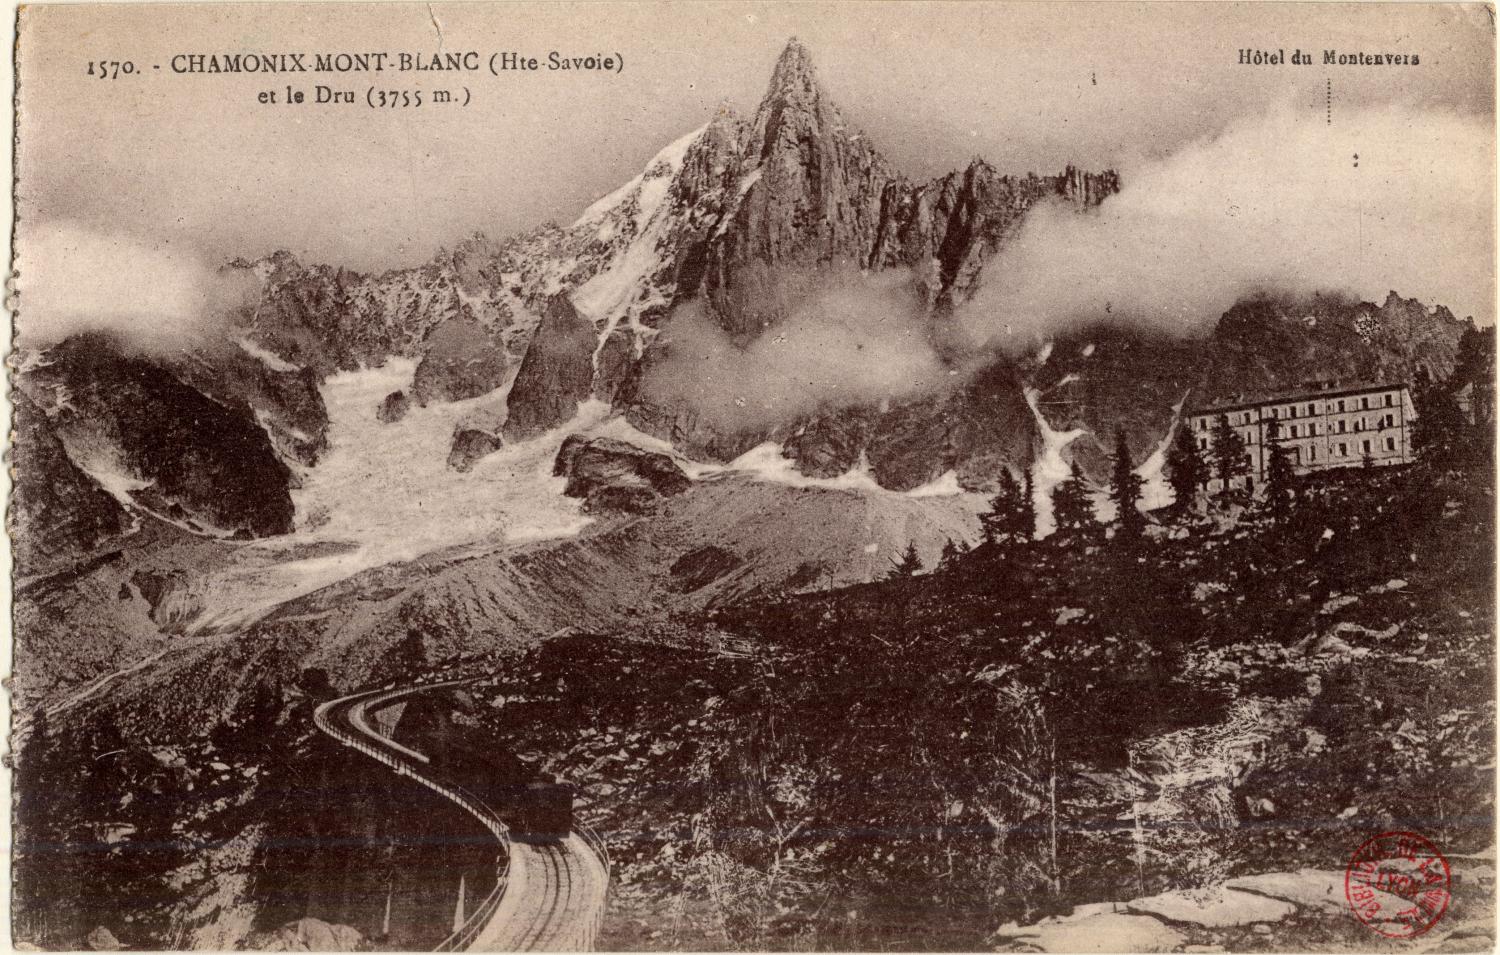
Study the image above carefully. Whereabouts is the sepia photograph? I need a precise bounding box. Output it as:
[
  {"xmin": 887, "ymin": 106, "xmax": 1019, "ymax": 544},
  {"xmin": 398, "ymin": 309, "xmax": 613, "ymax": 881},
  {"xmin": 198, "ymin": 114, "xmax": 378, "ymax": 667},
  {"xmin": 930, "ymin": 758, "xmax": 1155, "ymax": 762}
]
[{"xmin": 7, "ymin": 2, "xmax": 1497, "ymax": 951}]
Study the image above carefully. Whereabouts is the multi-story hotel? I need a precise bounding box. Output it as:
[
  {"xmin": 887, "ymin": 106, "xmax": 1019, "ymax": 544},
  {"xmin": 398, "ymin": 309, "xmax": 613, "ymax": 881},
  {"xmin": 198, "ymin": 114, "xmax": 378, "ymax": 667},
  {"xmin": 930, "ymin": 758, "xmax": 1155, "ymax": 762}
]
[{"xmin": 1186, "ymin": 381, "xmax": 1416, "ymax": 493}]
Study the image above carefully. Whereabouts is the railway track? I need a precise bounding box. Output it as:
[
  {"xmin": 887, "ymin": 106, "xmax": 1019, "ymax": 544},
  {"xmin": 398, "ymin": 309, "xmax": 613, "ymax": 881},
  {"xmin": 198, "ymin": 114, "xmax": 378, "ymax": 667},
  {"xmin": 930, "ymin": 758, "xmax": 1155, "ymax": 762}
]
[{"xmin": 314, "ymin": 681, "xmax": 609, "ymax": 952}]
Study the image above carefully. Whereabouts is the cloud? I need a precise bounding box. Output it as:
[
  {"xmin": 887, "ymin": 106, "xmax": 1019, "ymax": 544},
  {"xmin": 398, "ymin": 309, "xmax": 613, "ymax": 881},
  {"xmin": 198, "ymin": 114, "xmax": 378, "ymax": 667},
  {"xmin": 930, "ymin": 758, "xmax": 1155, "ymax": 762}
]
[
  {"xmin": 641, "ymin": 266, "xmax": 947, "ymax": 431},
  {"xmin": 955, "ymin": 102, "xmax": 1496, "ymax": 350},
  {"xmin": 14, "ymin": 222, "xmax": 259, "ymax": 352}
]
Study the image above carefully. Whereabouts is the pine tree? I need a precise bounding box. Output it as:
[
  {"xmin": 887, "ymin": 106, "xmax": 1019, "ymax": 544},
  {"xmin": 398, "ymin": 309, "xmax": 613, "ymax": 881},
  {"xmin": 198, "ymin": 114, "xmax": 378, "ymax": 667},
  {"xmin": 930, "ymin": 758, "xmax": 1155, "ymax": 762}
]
[
  {"xmin": 1051, "ymin": 462, "xmax": 1096, "ymax": 541},
  {"xmin": 1263, "ymin": 417, "xmax": 1295, "ymax": 520},
  {"xmin": 938, "ymin": 538, "xmax": 962, "ymax": 570},
  {"xmin": 1412, "ymin": 380, "xmax": 1467, "ymax": 467},
  {"xmin": 888, "ymin": 541, "xmax": 924, "ymax": 578},
  {"xmin": 1166, "ymin": 420, "xmax": 1206, "ymax": 510},
  {"xmin": 1210, "ymin": 414, "xmax": 1250, "ymax": 494},
  {"xmin": 1109, "ymin": 428, "xmax": 1146, "ymax": 537},
  {"xmin": 980, "ymin": 469, "xmax": 1030, "ymax": 546},
  {"xmin": 1454, "ymin": 325, "xmax": 1496, "ymax": 426}
]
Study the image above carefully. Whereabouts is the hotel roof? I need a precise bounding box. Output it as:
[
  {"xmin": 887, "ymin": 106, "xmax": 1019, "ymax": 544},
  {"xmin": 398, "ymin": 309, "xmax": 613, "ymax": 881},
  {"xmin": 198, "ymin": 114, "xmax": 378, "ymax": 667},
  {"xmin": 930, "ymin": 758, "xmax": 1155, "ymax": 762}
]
[{"xmin": 1187, "ymin": 380, "xmax": 1410, "ymax": 417}]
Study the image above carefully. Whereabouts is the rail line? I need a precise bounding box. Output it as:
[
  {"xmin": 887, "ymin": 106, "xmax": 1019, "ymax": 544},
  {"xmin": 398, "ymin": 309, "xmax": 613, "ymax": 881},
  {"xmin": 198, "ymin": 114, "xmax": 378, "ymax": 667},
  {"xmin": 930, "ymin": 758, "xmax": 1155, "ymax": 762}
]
[{"xmin": 313, "ymin": 681, "xmax": 609, "ymax": 951}]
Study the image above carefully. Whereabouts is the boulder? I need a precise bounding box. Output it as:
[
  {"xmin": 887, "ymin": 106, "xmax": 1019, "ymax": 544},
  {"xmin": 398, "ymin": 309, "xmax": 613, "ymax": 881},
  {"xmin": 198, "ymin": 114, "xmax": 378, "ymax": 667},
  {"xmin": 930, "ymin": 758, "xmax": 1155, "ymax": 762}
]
[
  {"xmin": 377, "ymin": 390, "xmax": 411, "ymax": 423},
  {"xmin": 553, "ymin": 436, "xmax": 691, "ymax": 514},
  {"xmin": 448, "ymin": 428, "xmax": 504, "ymax": 472},
  {"xmin": 84, "ymin": 927, "xmax": 122, "ymax": 951},
  {"xmin": 250, "ymin": 917, "xmax": 362, "ymax": 952}
]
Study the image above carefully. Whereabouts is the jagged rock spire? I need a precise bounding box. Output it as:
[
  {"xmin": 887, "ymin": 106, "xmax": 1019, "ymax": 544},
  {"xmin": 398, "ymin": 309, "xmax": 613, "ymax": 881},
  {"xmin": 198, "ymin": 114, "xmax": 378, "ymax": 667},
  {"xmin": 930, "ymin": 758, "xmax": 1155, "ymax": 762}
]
[{"xmin": 703, "ymin": 38, "xmax": 892, "ymax": 336}]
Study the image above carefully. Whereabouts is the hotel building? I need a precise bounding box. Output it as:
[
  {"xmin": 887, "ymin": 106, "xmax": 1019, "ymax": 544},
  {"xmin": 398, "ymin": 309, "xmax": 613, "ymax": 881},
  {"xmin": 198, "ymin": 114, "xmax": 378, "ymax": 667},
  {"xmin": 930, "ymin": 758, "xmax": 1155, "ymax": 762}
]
[{"xmin": 1186, "ymin": 381, "xmax": 1415, "ymax": 493}]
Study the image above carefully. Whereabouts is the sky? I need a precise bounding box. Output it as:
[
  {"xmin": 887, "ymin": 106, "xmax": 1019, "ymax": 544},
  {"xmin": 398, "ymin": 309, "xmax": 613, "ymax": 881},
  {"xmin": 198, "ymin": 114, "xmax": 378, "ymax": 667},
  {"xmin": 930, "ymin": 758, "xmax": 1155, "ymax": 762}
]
[{"xmin": 14, "ymin": 1, "xmax": 1497, "ymax": 317}]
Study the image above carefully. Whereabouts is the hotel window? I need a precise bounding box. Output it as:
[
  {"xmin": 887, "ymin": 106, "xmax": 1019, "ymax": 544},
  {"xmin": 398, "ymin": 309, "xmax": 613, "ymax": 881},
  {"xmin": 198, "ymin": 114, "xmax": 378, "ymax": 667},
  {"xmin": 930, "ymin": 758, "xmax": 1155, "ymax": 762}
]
[
  {"xmin": 1199, "ymin": 419, "xmax": 1207, "ymax": 431},
  {"xmin": 1309, "ymin": 423, "xmax": 1318, "ymax": 436},
  {"xmin": 1244, "ymin": 413, "xmax": 1252, "ymax": 425},
  {"xmin": 1385, "ymin": 437, "xmax": 1396, "ymax": 452},
  {"xmin": 1199, "ymin": 437, "xmax": 1208, "ymax": 450},
  {"xmin": 1308, "ymin": 403, "xmax": 1317, "ymax": 415},
  {"xmin": 1338, "ymin": 442, "xmax": 1348, "ymax": 456},
  {"xmin": 1309, "ymin": 446, "xmax": 1317, "ymax": 462},
  {"xmin": 1362, "ymin": 439, "xmax": 1371, "ymax": 454},
  {"xmin": 1338, "ymin": 420, "xmax": 1346, "ymax": 434},
  {"xmin": 1361, "ymin": 397, "xmax": 1370, "ymax": 409},
  {"xmin": 1338, "ymin": 400, "xmax": 1346, "ymax": 412},
  {"xmin": 1385, "ymin": 394, "xmax": 1394, "ymax": 407},
  {"xmin": 1289, "ymin": 425, "xmax": 1298, "ymax": 437}
]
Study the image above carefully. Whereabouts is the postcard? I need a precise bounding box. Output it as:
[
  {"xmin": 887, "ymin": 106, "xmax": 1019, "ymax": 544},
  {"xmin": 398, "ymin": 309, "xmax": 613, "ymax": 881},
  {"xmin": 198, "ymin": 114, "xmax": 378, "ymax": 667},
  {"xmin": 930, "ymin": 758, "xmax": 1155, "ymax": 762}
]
[{"xmin": 9, "ymin": 2, "xmax": 1496, "ymax": 951}]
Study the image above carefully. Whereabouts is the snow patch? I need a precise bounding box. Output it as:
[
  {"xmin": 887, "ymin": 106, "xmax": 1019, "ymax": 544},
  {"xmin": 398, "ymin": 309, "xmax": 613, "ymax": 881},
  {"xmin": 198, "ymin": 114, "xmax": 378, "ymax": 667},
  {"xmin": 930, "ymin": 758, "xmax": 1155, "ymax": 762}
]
[
  {"xmin": 571, "ymin": 124, "xmax": 705, "ymax": 228},
  {"xmin": 906, "ymin": 470, "xmax": 962, "ymax": 498},
  {"xmin": 711, "ymin": 443, "xmax": 887, "ymax": 494},
  {"xmin": 1138, "ymin": 396, "xmax": 1188, "ymax": 511},
  {"xmin": 1024, "ymin": 386, "xmax": 1087, "ymax": 537},
  {"xmin": 235, "ymin": 337, "xmax": 300, "ymax": 372}
]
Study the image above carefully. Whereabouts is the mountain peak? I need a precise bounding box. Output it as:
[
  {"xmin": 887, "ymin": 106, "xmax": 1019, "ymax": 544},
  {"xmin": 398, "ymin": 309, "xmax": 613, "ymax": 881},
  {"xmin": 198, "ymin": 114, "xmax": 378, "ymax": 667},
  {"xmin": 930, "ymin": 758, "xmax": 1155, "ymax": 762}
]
[
  {"xmin": 771, "ymin": 36, "xmax": 815, "ymax": 83},
  {"xmin": 755, "ymin": 37, "xmax": 826, "ymax": 127}
]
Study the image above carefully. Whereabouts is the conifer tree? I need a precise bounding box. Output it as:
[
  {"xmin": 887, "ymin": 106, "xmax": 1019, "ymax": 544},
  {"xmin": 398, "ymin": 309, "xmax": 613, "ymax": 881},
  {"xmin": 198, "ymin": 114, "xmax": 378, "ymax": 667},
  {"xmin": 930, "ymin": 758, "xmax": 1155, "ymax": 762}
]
[
  {"xmin": 1166, "ymin": 420, "xmax": 1206, "ymax": 510},
  {"xmin": 1019, "ymin": 465, "xmax": 1037, "ymax": 544},
  {"xmin": 888, "ymin": 541, "xmax": 924, "ymax": 578},
  {"xmin": 1412, "ymin": 381, "xmax": 1467, "ymax": 467},
  {"xmin": 1109, "ymin": 428, "xmax": 1146, "ymax": 537},
  {"xmin": 1263, "ymin": 417, "xmax": 1295, "ymax": 520},
  {"xmin": 980, "ymin": 469, "xmax": 1030, "ymax": 546},
  {"xmin": 1051, "ymin": 462, "xmax": 1096, "ymax": 541},
  {"xmin": 1210, "ymin": 414, "xmax": 1250, "ymax": 494},
  {"xmin": 938, "ymin": 538, "xmax": 962, "ymax": 570}
]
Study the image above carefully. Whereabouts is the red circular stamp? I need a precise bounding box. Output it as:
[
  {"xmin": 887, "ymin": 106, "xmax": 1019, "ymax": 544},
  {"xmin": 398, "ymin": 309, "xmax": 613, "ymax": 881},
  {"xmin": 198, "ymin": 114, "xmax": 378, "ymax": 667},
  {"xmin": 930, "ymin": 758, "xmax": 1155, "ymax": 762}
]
[{"xmin": 1345, "ymin": 831, "xmax": 1451, "ymax": 938}]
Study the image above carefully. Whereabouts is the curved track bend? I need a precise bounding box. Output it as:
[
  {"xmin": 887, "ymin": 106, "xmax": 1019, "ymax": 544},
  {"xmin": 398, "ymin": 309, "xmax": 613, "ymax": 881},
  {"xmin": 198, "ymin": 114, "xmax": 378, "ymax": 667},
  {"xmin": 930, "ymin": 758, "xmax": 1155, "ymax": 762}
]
[{"xmin": 314, "ymin": 681, "xmax": 609, "ymax": 951}]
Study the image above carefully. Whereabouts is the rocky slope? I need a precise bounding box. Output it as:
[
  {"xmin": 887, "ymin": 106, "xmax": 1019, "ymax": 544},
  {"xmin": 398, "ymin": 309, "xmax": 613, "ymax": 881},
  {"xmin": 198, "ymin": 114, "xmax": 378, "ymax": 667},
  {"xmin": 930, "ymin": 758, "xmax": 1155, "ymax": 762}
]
[
  {"xmin": 1033, "ymin": 290, "xmax": 1473, "ymax": 478},
  {"xmin": 14, "ymin": 334, "xmax": 299, "ymax": 540},
  {"xmin": 57, "ymin": 472, "xmax": 982, "ymax": 740}
]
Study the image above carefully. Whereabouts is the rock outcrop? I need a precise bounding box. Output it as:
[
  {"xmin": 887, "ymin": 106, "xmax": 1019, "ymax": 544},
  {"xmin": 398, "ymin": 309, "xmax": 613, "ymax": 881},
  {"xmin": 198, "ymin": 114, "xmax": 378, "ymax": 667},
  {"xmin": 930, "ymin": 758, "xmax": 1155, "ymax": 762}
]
[
  {"xmin": 700, "ymin": 39, "xmax": 892, "ymax": 338},
  {"xmin": 411, "ymin": 313, "xmax": 509, "ymax": 406},
  {"xmin": 1031, "ymin": 291, "xmax": 1473, "ymax": 482},
  {"xmin": 10, "ymin": 390, "xmax": 132, "ymax": 577},
  {"xmin": 16, "ymin": 333, "xmax": 297, "ymax": 540},
  {"xmin": 377, "ymin": 390, "xmax": 411, "ymax": 423},
  {"xmin": 503, "ymin": 295, "xmax": 598, "ymax": 441},
  {"xmin": 553, "ymin": 435, "xmax": 692, "ymax": 513}
]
